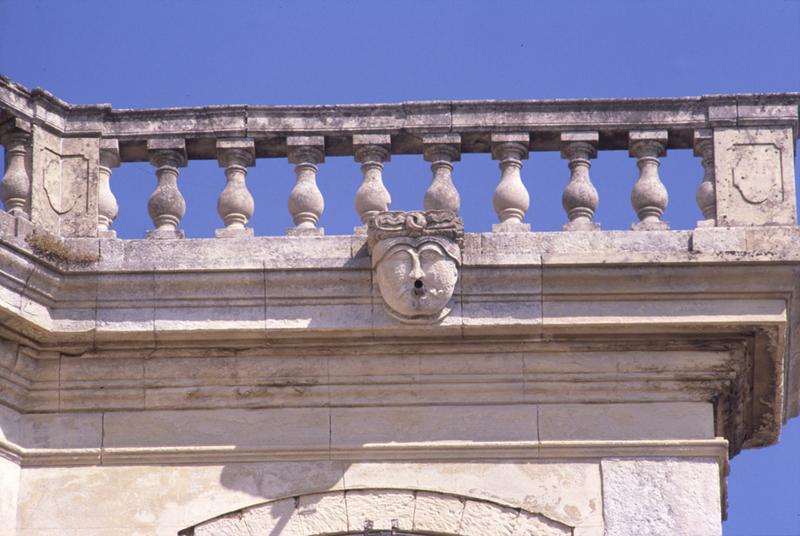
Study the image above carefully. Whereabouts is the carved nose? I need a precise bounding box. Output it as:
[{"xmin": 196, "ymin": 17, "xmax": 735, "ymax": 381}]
[{"xmin": 413, "ymin": 279, "xmax": 424, "ymax": 296}]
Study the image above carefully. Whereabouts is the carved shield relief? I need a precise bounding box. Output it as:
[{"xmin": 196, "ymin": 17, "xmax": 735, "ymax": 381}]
[
  {"xmin": 715, "ymin": 127, "xmax": 796, "ymax": 226},
  {"xmin": 44, "ymin": 156, "xmax": 77, "ymax": 214},
  {"xmin": 732, "ymin": 143, "xmax": 782, "ymax": 205},
  {"xmin": 38, "ymin": 146, "xmax": 92, "ymax": 236}
]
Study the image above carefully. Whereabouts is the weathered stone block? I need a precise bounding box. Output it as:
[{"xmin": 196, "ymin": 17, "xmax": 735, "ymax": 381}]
[
  {"xmin": 460, "ymin": 499, "xmax": 519, "ymax": 536},
  {"xmin": 242, "ymin": 497, "xmax": 304, "ymax": 535},
  {"xmin": 714, "ymin": 126, "xmax": 796, "ymax": 226},
  {"xmin": 539, "ymin": 402, "xmax": 714, "ymax": 441},
  {"xmin": 330, "ymin": 404, "xmax": 538, "ymax": 447},
  {"xmin": 345, "ymin": 490, "xmax": 415, "ymax": 532},
  {"xmin": 193, "ymin": 514, "xmax": 247, "ymax": 536},
  {"xmin": 412, "ymin": 491, "xmax": 465, "ymax": 533},
  {"xmin": 513, "ymin": 510, "xmax": 572, "ymax": 536},
  {"xmin": 342, "ymin": 461, "xmax": 602, "ymax": 530},
  {"xmin": 0, "ymin": 457, "xmax": 20, "ymax": 536},
  {"xmin": 19, "ymin": 412, "xmax": 103, "ymax": 449},
  {"xmin": 601, "ymin": 457, "xmax": 722, "ymax": 536},
  {"xmin": 29, "ymin": 129, "xmax": 99, "ymax": 238},
  {"xmin": 102, "ymin": 408, "xmax": 329, "ymax": 449},
  {"xmin": 296, "ymin": 492, "xmax": 348, "ymax": 534}
]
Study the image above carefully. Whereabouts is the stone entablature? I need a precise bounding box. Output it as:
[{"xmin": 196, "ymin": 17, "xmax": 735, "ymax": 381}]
[
  {"xmin": 0, "ymin": 78, "xmax": 798, "ymax": 535},
  {"xmin": 0, "ymin": 219, "xmax": 794, "ymax": 453}
]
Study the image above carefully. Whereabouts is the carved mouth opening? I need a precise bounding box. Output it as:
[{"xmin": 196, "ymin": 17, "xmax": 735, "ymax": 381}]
[{"xmin": 413, "ymin": 279, "xmax": 424, "ymax": 296}]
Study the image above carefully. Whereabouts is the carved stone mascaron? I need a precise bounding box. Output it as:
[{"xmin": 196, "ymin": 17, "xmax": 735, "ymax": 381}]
[{"xmin": 367, "ymin": 210, "xmax": 464, "ymax": 324}]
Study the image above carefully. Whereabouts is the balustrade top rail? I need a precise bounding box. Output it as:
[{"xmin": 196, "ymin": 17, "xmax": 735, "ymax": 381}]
[
  {"xmin": 0, "ymin": 75, "xmax": 798, "ymax": 241},
  {"xmin": 3, "ymin": 76, "xmax": 799, "ymax": 156}
]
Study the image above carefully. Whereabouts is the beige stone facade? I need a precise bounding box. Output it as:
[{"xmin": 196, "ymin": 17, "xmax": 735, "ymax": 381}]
[{"xmin": 0, "ymin": 76, "xmax": 799, "ymax": 535}]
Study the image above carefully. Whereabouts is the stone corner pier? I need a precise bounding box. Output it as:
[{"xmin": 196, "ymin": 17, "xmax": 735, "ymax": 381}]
[{"xmin": 0, "ymin": 75, "xmax": 799, "ymax": 535}]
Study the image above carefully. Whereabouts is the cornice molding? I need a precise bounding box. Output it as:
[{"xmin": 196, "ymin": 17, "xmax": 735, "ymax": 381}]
[
  {"xmin": 0, "ymin": 217, "xmax": 796, "ymax": 450},
  {"xmin": 0, "ymin": 435, "xmax": 728, "ymax": 468}
]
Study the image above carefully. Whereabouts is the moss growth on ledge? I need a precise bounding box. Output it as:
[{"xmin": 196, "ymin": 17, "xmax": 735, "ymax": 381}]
[{"xmin": 25, "ymin": 229, "xmax": 98, "ymax": 264}]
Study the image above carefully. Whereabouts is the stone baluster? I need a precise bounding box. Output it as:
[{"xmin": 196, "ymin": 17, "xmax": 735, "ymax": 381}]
[
  {"xmin": 353, "ymin": 134, "xmax": 391, "ymax": 230},
  {"xmin": 287, "ymin": 136, "xmax": 325, "ymax": 236},
  {"xmin": 491, "ymin": 133, "xmax": 531, "ymax": 232},
  {"xmin": 423, "ymin": 134, "xmax": 461, "ymax": 212},
  {"xmin": 629, "ymin": 130, "xmax": 669, "ymax": 230},
  {"xmin": 146, "ymin": 139, "xmax": 187, "ymax": 239},
  {"xmin": 215, "ymin": 139, "xmax": 255, "ymax": 238},
  {"xmin": 693, "ymin": 129, "xmax": 716, "ymax": 227},
  {"xmin": 0, "ymin": 119, "xmax": 32, "ymax": 219},
  {"xmin": 560, "ymin": 132, "xmax": 600, "ymax": 231},
  {"xmin": 97, "ymin": 139, "xmax": 120, "ymax": 238}
]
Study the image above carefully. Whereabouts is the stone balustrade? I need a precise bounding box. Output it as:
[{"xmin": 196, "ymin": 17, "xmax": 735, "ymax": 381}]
[{"xmin": 0, "ymin": 76, "xmax": 798, "ymax": 240}]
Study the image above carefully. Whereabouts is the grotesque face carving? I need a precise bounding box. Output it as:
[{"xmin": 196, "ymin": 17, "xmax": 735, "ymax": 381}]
[
  {"xmin": 374, "ymin": 238, "xmax": 460, "ymax": 322},
  {"xmin": 368, "ymin": 211, "xmax": 463, "ymax": 324}
]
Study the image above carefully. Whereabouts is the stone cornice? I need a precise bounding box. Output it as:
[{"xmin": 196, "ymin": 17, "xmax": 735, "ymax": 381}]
[
  {"xmin": 0, "ymin": 435, "xmax": 728, "ymax": 468},
  {"xmin": 0, "ymin": 214, "xmax": 797, "ymax": 453},
  {"xmin": 1, "ymin": 221, "xmax": 797, "ymax": 349}
]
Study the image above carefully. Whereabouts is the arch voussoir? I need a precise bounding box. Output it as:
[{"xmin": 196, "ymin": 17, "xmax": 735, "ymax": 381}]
[{"xmin": 183, "ymin": 488, "xmax": 574, "ymax": 536}]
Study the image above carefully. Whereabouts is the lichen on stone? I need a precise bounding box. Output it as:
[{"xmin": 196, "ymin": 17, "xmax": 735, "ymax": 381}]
[{"xmin": 25, "ymin": 228, "xmax": 98, "ymax": 263}]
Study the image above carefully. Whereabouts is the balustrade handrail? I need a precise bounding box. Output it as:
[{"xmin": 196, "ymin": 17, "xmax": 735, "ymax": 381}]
[
  {"xmin": 2, "ymin": 76, "xmax": 798, "ymax": 151},
  {"xmin": 0, "ymin": 75, "xmax": 798, "ymax": 240}
]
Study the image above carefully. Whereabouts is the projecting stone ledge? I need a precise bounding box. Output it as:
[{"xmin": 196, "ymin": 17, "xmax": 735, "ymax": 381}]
[{"xmin": 0, "ymin": 213, "xmax": 798, "ymax": 454}]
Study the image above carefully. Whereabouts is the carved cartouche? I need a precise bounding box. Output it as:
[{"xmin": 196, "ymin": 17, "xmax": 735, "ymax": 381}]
[{"xmin": 368, "ymin": 211, "xmax": 464, "ymax": 323}]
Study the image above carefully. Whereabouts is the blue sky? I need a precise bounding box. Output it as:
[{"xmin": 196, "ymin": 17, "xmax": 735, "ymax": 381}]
[{"xmin": 1, "ymin": 0, "xmax": 799, "ymax": 533}]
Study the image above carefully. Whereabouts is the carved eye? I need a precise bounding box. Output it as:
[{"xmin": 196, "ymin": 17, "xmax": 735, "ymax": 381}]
[
  {"xmin": 418, "ymin": 244, "xmax": 444, "ymax": 261},
  {"xmin": 387, "ymin": 247, "xmax": 413, "ymax": 260},
  {"xmin": 388, "ymin": 249, "xmax": 406, "ymax": 259}
]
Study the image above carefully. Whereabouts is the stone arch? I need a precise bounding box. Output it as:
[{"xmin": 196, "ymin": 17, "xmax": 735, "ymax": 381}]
[{"xmin": 180, "ymin": 488, "xmax": 574, "ymax": 535}]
